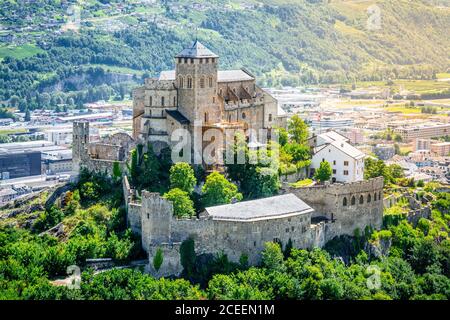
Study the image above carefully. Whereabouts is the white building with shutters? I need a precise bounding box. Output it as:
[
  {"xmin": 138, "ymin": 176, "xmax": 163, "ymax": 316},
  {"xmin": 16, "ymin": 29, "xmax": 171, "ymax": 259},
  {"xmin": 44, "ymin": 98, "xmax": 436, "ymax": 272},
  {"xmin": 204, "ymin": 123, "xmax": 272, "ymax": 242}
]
[{"xmin": 310, "ymin": 131, "xmax": 365, "ymax": 183}]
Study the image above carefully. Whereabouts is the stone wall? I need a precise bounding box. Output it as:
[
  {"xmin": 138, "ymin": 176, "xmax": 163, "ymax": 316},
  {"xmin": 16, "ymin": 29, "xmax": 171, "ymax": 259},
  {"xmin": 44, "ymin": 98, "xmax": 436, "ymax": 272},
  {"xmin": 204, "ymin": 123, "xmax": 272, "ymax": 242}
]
[
  {"xmin": 406, "ymin": 206, "xmax": 432, "ymax": 226},
  {"xmin": 131, "ymin": 177, "xmax": 385, "ymax": 277},
  {"xmin": 280, "ymin": 168, "xmax": 308, "ymax": 183},
  {"xmin": 283, "ymin": 177, "xmax": 384, "ymax": 236}
]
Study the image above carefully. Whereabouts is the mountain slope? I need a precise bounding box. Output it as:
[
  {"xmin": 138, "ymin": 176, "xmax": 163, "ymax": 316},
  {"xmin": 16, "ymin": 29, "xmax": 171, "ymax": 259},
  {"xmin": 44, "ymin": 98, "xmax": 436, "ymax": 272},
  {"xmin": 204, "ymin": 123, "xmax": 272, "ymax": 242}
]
[{"xmin": 0, "ymin": 0, "xmax": 449, "ymax": 107}]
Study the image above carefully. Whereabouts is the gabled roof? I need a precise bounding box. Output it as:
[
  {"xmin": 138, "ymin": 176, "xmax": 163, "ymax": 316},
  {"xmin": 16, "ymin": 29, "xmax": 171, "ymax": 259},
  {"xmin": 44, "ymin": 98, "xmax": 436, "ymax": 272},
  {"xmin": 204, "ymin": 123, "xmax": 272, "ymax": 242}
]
[
  {"xmin": 330, "ymin": 140, "xmax": 365, "ymax": 160},
  {"xmin": 175, "ymin": 40, "xmax": 218, "ymax": 58},
  {"xmin": 165, "ymin": 109, "xmax": 190, "ymax": 124},
  {"xmin": 158, "ymin": 69, "xmax": 254, "ymax": 83},
  {"xmin": 205, "ymin": 194, "xmax": 313, "ymax": 222},
  {"xmin": 314, "ymin": 140, "xmax": 365, "ymax": 160},
  {"xmin": 314, "ymin": 130, "xmax": 349, "ymax": 146}
]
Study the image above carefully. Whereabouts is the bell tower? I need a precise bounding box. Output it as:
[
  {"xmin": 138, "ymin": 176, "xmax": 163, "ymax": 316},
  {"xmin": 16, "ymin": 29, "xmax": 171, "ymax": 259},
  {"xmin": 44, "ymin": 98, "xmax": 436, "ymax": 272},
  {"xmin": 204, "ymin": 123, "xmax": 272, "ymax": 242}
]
[{"xmin": 175, "ymin": 41, "xmax": 220, "ymax": 125}]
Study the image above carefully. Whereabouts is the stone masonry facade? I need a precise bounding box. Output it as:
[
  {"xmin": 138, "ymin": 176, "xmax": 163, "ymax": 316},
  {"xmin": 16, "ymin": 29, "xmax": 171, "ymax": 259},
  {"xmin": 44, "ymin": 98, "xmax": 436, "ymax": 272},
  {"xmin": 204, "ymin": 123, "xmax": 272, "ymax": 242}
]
[
  {"xmin": 72, "ymin": 121, "xmax": 135, "ymax": 175},
  {"xmin": 124, "ymin": 176, "xmax": 384, "ymax": 278}
]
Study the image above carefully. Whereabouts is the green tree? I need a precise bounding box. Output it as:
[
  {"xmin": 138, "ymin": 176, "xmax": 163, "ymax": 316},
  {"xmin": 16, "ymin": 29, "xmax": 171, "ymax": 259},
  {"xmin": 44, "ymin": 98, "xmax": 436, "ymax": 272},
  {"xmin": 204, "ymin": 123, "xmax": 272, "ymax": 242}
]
[
  {"xmin": 201, "ymin": 172, "xmax": 242, "ymax": 207},
  {"xmin": 170, "ymin": 162, "xmax": 197, "ymax": 194},
  {"xmin": 262, "ymin": 242, "xmax": 284, "ymax": 271},
  {"xmin": 128, "ymin": 148, "xmax": 140, "ymax": 187},
  {"xmin": 180, "ymin": 238, "xmax": 196, "ymax": 278},
  {"xmin": 275, "ymin": 127, "xmax": 289, "ymax": 146},
  {"xmin": 225, "ymin": 133, "xmax": 280, "ymax": 199},
  {"xmin": 80, "ymin": 182, "xmax": 98, "ymax": 201},
  {"xmin": 24, "ymin": 107, "xmax": 31, "ymax": 122},
  {"xmin": 283, "ymin": 143, "xmax": 310, "ymax": 162},
  {"xmin": 288, "ymin": 115, "xmax": 308, "ymax": 144},
  {"xmin": 163, "ymin": 188, "xmax": 195, "ymax": 218},
  {"xmin": 314, "ymin": 160, "xmax": 332, "ymax": 183},
  {"xmin": 141, "ymin": 144, "xmax": 161, "ymax": 190},
  {"xmin": 153, "ymin": 248, "xmax": 164, "ymax": 272},
  {"xmin": 112, "ymin": 161, "xmax": 122, "ymax": 182}
]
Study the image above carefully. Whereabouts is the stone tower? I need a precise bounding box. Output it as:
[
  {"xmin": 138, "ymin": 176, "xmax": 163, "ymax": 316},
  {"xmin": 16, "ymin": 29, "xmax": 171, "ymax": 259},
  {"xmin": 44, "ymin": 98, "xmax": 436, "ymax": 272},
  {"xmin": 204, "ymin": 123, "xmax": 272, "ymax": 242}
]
[
  {"xmin": 72, "ymin": 121, "xmax": 89, "ymax": 172},
  {"xmin": 175, "ymin": 41, "xmax": 220, "ymax": 125}
]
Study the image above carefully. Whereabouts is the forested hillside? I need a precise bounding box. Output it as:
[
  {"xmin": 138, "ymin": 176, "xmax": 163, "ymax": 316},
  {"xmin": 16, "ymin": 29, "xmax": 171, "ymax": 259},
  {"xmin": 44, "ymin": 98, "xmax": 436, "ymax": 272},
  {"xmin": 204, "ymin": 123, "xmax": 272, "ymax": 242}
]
[{"xmin": 0, "ymin": 0, "xmax": 449, "ymax": 109}]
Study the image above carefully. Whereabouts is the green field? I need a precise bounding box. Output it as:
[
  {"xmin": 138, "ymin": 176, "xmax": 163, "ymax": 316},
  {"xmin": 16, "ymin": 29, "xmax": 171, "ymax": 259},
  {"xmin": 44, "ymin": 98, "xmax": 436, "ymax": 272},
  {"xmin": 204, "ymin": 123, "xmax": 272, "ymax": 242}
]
[
  {"xmin": 0, "ymin": 128, "xmax": 27, "ymax": 135},
  {"xmin": 0, "ymin": 44, "xmax": 44, "ymax": 60},
  {"xmin": 337, "ymin": 78, "xmax": 450, "ymax": 95}
]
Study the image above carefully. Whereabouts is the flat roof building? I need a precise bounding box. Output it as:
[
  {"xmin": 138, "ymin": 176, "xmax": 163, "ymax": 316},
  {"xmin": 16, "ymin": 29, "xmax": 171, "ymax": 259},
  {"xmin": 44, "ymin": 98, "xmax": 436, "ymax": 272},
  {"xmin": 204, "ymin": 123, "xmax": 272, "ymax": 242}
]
[{"xmin": 394, "ymin": 123, "xmax": 450, "ymax": 142}]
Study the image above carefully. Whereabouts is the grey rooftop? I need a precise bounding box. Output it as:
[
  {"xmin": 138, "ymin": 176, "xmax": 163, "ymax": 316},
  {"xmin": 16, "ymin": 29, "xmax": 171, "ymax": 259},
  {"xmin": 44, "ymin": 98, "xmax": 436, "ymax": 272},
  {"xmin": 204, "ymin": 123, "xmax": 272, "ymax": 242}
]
[
  {"xmin": 159, "ymin": 69, "xmax": 254, "ymax": 83},
  {"xmin": 175, "ymin": 40, "xmax": 219, "ymax": 58},
  {"xmin": 205, "ymin": 193, "xmax": 313, "ymax": 222}
]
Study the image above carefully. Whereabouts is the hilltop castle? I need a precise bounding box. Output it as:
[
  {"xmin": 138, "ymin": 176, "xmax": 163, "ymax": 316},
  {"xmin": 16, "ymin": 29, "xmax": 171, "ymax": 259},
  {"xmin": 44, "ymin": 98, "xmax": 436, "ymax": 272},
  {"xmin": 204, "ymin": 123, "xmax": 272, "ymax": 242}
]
[
  {"xmin": 73, "ymin": 42, "xmax": 384, "ymax": 277},
  {"xmin": 132, "ymin": 41, "xmax": 285, "ymax": 164}
]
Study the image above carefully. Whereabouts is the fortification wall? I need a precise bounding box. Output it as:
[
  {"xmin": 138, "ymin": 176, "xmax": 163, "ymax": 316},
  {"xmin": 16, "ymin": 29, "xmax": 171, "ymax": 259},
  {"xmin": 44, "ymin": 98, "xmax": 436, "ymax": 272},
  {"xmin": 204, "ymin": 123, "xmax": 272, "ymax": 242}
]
[
  {"xmin": 148, "ymin": 242, "xmax": 183, "ymax": 278},
  {"xmin": 284, "ymin": 177, "xmax": 384, "ymax": 236},
  {"xmin": 136, "ymin": 178, "xmax": 385, "ymax": 277},
  {"xmin": 308, "ymin": 221, "xmax": 340, "ymax": 248},
  {"xmin": 81, "ymin": 159, "xmax": 127, "ymax": 176}
]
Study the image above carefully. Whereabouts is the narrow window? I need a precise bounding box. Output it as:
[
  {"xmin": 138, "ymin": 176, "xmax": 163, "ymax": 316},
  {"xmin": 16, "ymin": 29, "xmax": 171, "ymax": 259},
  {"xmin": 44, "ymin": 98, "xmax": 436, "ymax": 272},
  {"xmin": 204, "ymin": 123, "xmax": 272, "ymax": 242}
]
[
  {"xmin": 204, "ymin": 112, "xmax": 208, "ymax": 123},
  {"xmin": 200, "ymin": 77, "xmax": 205, "ymax": 88},
  {"xmin": 343, "ymin": 197, "xmax": 347, "ymax": 206},
  {"xmin": 374, "ymin": 193, "xmax": 377, "ymax": 201},
  {"xmin": 241, "ymin": 112, "xmax": 246, "ymax": 119},
  {"xmin": 209, "ymin": 77, "xmax": 213, "ymax": 88},
  {"xmin": 351, "ymin": 196, "xmax": 356, "ymax": 205},
  {"xmin": 368, "ymin": 194, "xmax": 371, "ymax": 203},
  {"xmin": 179, "ymin": 77, "xmax": 184, "ymax": 88},
  {"xmin": 161, "ymin": 97, "xmax": 165, "ymax": 106},
  {"xmin": 173, "ymin": 96, "xmax": 176, "ymax": 106},
  {"xmin": 149, "ymin": 96, "xmax": 152, "ymax": 106},
  {"xmin": 268, "ymin": 114, "xmax": 272, "ymax": 122},
  {"xmin": 187, "ymin": 77, "xmax": 192, "ymax": 89},
  {"xmin": 359, "ymin": 195, "xmax": 364, "ymax": 204}
]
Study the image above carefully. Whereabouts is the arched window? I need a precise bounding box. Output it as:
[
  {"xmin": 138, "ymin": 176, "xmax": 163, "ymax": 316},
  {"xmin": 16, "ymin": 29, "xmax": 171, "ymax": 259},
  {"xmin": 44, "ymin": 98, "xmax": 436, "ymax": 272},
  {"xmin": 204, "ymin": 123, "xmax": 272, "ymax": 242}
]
[
  {"xmin": 209, "ymin": 76, "xmax": 213, "ymax": 88},
  {"xmin": 242, "ymin": 112, "xmax": 246, "ymax": 119},
  {"xmin": 187, "ymin": 77, "xmax": 192, "ymax": 89},
  {"xmin": 351, "ymin": 196, "xmax": 356, "ymax": 205},
  {"xmin": 179, "ymin": 76, "xmax": 184, "ymax": 89},
  {"xmin": 374, "ymin": 193, "xmax": 377, "ymax": 201},
  {"xmin": 359, "ymin": 195, "xmax": 364, "ymax": 204},
  {"xmin": 367, "ymin": 194, "xmax": 371, "ymax": 203},
  {"xmin": 343, "ymin": 197, "xmax": 347, "ymax": 206},
  {"xmin": 200, "ymin": 77, "xmax": 205, "ymax": 88}
]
